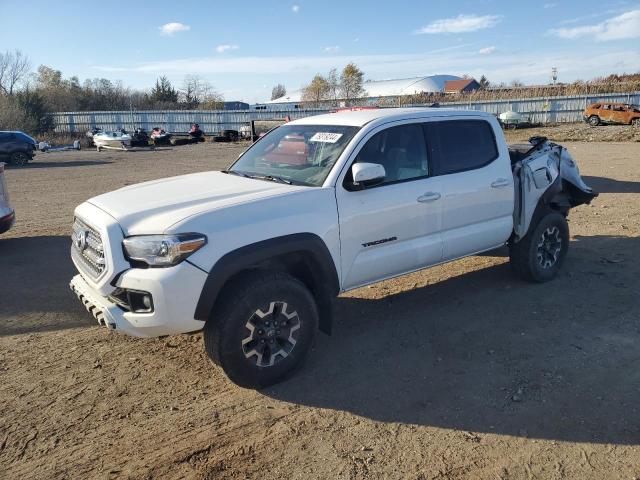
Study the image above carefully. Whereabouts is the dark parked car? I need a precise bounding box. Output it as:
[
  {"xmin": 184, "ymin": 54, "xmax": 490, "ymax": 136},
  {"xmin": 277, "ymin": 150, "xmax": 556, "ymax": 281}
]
[{"xmin": 0, "ymin": 131, "xmax": 37, "ymax": 166}]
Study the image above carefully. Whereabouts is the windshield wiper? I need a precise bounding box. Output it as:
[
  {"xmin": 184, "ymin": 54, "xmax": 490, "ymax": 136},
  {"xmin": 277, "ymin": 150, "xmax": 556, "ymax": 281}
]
[
  {"xmin": 225, "ymin": 170, "xmax": 294, "ymax": 185},
  {"xmin": 223, "ymin": 170, "xmax": 251, "ymax": 178},
  {"xmin": 250, "ymin": 174, "xmax": 293, "ymax": 185}
]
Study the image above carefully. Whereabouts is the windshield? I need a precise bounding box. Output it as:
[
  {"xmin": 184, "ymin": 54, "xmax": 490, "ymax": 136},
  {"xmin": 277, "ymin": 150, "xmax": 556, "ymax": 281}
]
[{"xmin": 229, "ymin": 124, "xmax": 359, "ymax": 186}]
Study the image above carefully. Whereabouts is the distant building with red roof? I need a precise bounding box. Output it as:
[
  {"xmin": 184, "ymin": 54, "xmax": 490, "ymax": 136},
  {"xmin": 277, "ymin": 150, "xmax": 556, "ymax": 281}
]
[{"xmin": 444, "ymin": 78, "xmax": 481, "ymax": 94}]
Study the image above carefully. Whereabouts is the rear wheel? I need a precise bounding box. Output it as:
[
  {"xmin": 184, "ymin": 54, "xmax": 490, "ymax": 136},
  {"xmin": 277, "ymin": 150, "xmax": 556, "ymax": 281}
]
[
  {"xmin": 509, "ymin": 211, "xmax": 569, "ymax": 283},
  {"xmin": 588, "ymin": 115, "xmax": 600, "ymax": 126},
  {"xmin": 632, "ymin": 118, "xmax": 640, "ymax": 126},
  {"xmin": 204, "ymin": 270, "xmax": 318, "ymax": 388},
  {"xmin": 10, "ymin": 151, "xmax": 29, "ymax": 166}
]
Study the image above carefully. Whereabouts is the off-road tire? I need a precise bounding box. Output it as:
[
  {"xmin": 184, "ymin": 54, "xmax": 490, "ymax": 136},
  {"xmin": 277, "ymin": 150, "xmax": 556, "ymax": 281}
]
[
  {"xmin": 204, "ymin": 270, "xmax": 318, "ymax": 389},
  {"xmin": 509, "ymin": 211, "xmax": 569, "ymax": 283},
  {"xmin": 632, "ymin": 118, "xmax": 640, "ymax": 126},
  {"xmin": 588, "ymin": 115, "xmax": 600, "ymax": 126},
  {"xmin": 10, "ymin": 151, "xmax": 29, "ymax": 166}
]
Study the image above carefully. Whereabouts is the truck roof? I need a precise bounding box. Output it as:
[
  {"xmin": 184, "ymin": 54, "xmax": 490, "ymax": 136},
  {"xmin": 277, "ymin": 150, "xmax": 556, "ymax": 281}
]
[{"xmin": 288, "ymin": 107, "xmax": 494, "ymax": 127}]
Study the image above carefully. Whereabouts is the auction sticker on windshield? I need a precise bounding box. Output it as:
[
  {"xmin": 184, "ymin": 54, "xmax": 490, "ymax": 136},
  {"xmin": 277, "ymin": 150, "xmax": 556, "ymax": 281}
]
[{"xmin": 310, "ymin": 132, "xmax": 343, "ymax": 143}]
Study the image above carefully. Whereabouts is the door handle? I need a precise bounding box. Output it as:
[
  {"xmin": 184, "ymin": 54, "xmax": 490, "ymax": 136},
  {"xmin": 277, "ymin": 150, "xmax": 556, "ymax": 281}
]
[
  {"xmin": 417, "ymin": 192, "xmax": 441, "ymax": 203},
  {"xmin": 491, "ymin": 178, "xmax": 511, "ymax": 188}
]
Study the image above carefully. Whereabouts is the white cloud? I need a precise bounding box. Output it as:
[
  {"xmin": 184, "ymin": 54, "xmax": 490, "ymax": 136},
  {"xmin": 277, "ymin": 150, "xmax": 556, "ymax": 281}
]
[
  {"xmin": 549, "ymin": 9, "xmax": 640, "ymax": 41},
  {"xmin": 91, "ymin": 39, "xmax": 640, "ymax": 102},
  {"xmin": 216, "ymin": 44, "xmax": 239, "ymax": 53},
  {"xmin": 478, "ymin": 46, "xmax": 496, "ymax": 55},
  {"xmin": 550, "ymin": 25, "xmax": 601, "ymax": 39},
  {"xmin": 415, "ymin": 14, "xmax": 502, "ymax": 34},
  {"xmin": 92, "ymin": 47, "xmax": 640, "ymax": 88},
  {"xmin": 544, "ymin": 3, "xmax": 557, "ymax": 8},
  {"xmin": 324, "ymin": 46, "xmax": 341, "ymax": 53},
  {"xmin": 159, "ymin": 22, "xmax": 190, "ymax": 36},
  {"xmin": 292, "ymin": 4, "xmax": 300, "ymax": 13}
]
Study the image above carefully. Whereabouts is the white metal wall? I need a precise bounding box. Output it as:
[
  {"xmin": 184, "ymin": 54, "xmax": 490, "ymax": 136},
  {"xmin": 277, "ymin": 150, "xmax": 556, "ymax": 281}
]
[{"xmin": 49, "ymin": 109, "xmax": 328, "ymax": 134}]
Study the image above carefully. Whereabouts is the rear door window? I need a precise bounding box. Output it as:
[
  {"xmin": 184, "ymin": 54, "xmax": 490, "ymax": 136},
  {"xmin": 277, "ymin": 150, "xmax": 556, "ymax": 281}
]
[{"xmin": 425, "ymin": 120, "xmax": 498, "ymax": 175}]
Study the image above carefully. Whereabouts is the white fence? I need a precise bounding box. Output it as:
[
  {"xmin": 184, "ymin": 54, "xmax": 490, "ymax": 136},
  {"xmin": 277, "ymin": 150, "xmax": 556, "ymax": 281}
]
[
  {"xmin": 49, "ymin": 91, "xmax": 640, "ymax": 133},
  {"xmin": 49, "ymin": 108, "xmax": 329, "ymax": 134}
]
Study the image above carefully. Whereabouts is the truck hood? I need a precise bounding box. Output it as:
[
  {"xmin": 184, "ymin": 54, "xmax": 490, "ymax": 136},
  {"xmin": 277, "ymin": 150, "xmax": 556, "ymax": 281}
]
[{"xmin": 88, "ymin": 171, "xmax": 305, "ymax": 234}]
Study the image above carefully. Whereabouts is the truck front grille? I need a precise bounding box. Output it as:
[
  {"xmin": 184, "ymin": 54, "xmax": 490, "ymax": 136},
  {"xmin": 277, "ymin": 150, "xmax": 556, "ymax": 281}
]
[{"xmin": 71, "ymin": 217, "xmax": 105, "ymax": 278}]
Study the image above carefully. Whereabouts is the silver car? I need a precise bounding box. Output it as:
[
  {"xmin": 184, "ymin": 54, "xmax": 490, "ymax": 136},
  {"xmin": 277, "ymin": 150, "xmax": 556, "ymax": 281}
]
[{"xmin": 0, "ymin": 162, "xmax": 15, "ymax": 234}]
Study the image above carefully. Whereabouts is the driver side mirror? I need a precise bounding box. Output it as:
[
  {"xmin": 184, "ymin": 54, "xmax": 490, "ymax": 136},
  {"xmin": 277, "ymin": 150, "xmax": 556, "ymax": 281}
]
[{"xmin": 351, "ymin": 162, "xmax": 386, "ymax": 189}]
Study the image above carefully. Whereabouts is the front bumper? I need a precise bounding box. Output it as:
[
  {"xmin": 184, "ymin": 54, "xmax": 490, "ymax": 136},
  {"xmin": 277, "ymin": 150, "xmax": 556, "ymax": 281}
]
[{"xmin": 70, "ymin": 261, "xmax": 208, "ymax": 337}]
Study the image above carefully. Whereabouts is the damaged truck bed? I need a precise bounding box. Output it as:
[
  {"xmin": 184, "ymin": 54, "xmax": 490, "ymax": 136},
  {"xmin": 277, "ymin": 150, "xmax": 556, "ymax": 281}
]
[{"xmin": 510, "ymin": 136, "xmax": 598, "ymax": 241}]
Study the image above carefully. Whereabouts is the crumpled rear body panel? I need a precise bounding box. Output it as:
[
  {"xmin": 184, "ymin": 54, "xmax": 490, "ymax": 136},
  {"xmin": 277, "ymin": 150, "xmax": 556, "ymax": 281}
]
[{"xmin": 511, "ymin": 138, "xmax": 597, "ymax": 241}]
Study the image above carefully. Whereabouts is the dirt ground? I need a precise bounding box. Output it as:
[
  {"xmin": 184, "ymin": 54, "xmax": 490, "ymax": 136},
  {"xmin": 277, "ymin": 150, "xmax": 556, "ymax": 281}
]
[
  {"xmin": 1, "ymin": 132, "xmax": 639, "ymax": 479},
  {"xmin": 503, "ymin": 122, "xmax": 640, "ymax": 143}
]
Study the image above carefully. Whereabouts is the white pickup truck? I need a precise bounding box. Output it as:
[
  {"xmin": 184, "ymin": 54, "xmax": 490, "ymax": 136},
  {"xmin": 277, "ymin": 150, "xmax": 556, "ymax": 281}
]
[{"xmin": 69, "ymin": 108, "xmax": 596, "ymax": 388}]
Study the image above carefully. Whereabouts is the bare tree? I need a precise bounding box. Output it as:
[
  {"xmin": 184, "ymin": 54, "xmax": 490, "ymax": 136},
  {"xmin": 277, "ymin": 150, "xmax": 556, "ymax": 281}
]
[
  {"xmin": 271, "ymin": 83, "xmax": 286, "ymax": 100},
  {"xmin": 327, "ymin": 68, "xmax": 339, "ymax": 106},
  {"xmin": 181, "ymin": 74, "xmax": 203, "ymax": 106},
  {"xmin": 301, "ymin": 74, "xmax": 330, "ymax": 106},
  {"xmin": 339, "ymin": 63, "xmax": 366, "ymax": 106},
  {"xmin": 181, "ymin": 74, "xmax": 223, "ymax": 108},
  {"xmin": 0, "ymin": 50, "xmax": 32, "ymax": 95},
  {"xmin": 199, "ymin": 90, "xmax": 225, "ymax": 110}
]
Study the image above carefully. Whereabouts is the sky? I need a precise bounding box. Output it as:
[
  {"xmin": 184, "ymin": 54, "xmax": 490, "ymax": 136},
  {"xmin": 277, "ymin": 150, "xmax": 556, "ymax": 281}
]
[{"xmin": 1, "ymin": 0, "xmax": 639, "ymax": 103}]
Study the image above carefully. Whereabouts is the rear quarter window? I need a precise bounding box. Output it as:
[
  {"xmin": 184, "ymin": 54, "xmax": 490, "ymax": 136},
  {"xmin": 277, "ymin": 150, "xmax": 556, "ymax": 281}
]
[
  {"xmin": 14, "ymin": 132, "xmax": 34, "ymax": 143},
  {"xmin": 425, "ymin": 119, "xmax": 499, "ymax": 175}
]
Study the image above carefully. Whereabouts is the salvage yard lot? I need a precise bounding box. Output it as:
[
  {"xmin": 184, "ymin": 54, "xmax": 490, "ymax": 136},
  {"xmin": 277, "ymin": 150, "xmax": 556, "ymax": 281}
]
[{"xmin": 1, "ymin": 135, "xmax": 640, "ymax": 479}]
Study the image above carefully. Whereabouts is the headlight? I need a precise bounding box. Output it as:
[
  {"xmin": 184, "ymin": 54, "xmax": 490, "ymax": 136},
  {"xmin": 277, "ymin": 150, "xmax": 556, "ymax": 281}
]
[{"xmin": 122, "ymin": 233, "xmax": 207, "ymax": 267}]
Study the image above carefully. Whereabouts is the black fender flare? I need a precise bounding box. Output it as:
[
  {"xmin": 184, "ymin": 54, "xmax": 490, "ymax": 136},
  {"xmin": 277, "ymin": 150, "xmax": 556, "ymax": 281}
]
[{"xmin": 193, "ymin": 233, "xmax": 340, "ymax": 334}]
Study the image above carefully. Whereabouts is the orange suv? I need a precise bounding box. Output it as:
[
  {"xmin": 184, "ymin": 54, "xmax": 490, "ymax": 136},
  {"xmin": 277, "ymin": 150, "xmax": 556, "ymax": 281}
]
[{"xmin": 583, "ymin": 102, "xmax": 640, "ymax": 126}]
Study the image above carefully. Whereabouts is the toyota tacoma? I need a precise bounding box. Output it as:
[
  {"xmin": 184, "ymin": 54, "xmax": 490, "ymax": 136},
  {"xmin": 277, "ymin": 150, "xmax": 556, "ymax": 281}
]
[{"xmin": 70, "ymin": 108, "xmax": 597, "ymax": 388}]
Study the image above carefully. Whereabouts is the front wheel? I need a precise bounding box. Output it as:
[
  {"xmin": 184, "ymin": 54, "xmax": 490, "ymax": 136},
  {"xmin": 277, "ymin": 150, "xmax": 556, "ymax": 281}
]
[
  {"xmin": 632, "ymin": 118, "xmax": 640, "ymax": 126},
  {"xmin": 10, "ymin": 151, "xmax": 29, "ymax": 166},
  {"xmin": 509, "ymin": 211, "xmax": 569, "ymax": 283},
  {"xmin": 588, "ymin": 115, "xmax": 601, "ymax": 126},
  {"xmin": 204, "ymin": 270, "xmax": 318, "ymax": 388}
]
